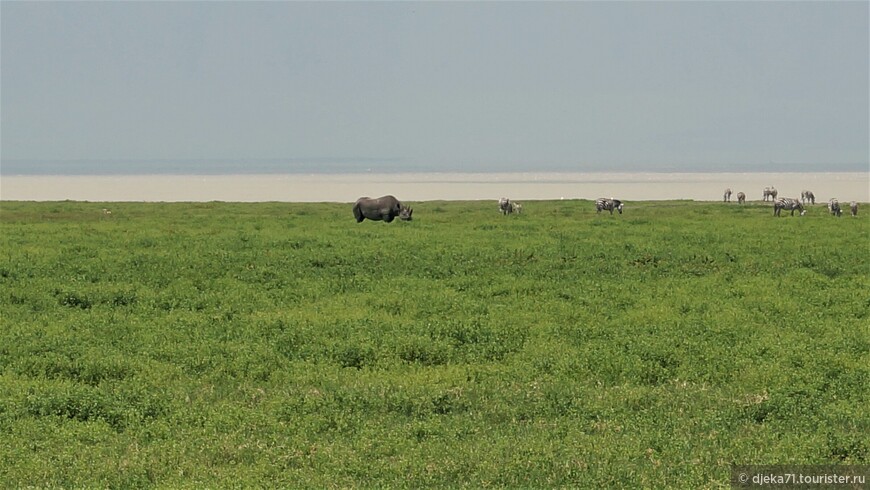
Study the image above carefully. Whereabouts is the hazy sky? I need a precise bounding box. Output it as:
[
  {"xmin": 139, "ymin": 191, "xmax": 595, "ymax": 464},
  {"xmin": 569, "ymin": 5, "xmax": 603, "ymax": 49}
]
[{"xmin": 2, "ymin": 1, "xmax": 868, "ymax": 172}]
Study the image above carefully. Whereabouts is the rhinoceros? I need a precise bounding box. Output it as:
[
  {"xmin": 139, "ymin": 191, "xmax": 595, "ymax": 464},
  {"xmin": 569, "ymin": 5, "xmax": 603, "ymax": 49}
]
[{"xmin": 353, "ymin": 195, "xmax": 413, "ymax": 223}]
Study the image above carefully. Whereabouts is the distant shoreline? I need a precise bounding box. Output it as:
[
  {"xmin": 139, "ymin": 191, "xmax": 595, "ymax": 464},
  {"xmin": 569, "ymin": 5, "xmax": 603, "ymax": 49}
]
[{"xmin": 2, "ymin": 172, "xmax": 868, "ymax": 203}]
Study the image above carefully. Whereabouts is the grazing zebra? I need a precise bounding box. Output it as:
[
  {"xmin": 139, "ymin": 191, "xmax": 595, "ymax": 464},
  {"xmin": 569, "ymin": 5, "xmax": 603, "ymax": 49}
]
[
  {"xmin": 828, "ymin": 198, "xmax": 842, "ymax": 217},
  {"xmin": 773, "ymin": 197, "xmax": 805, "ymax": 217},
  {"xmin": 801, "ymin": 190, "xmax": 815, "ymax": 205},
  {"xmin": 498, "ymin": 197, "xmax": 513, "ymax": 215},
  {"xmin": 736, "ymin": 192, "xmax": 746, "ymax": 204},
  {"xmin": 763, "ymin": 186, "xmax": 778, "ymax": 202},
  {"xmin": 596, "ymin": 198, "xmax": 624, "ymax": 215},
  {"xmin": 511, "ymin": 201, "xmax": 523, "ymax": 214},
  {"xmin": 850, "ymin": 201, "xmax": 858, "ymax": 217},
  {"xmin": 723, "ymin": 188, "xmax": 732, "ymax": 202}
]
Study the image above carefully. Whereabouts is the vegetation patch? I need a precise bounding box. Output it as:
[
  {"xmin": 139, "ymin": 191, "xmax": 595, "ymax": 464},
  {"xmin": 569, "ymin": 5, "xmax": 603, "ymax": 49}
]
[{"xmin": 0, "ymin": 199, "xmax": 867, "ymax": 487}]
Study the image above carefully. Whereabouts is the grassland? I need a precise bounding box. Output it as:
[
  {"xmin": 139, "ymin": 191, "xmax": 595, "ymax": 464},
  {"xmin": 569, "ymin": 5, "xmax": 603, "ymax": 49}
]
[{"xmin": 1, "ymin": 199, "xmax": 867, "ymax": 488}]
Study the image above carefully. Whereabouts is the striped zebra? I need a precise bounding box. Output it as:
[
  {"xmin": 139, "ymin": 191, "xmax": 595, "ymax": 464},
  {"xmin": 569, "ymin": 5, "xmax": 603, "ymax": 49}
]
[
  {"xmin": 850, "ymin": 201, "xmax": 858, "ymax": 217},
  {"xmin": 828, "ymin": 198, "xmax": 842, "ymax": 217},
  {"xmin": 736, "ymin": 192, "xmax": 746, "ymax": 204},
  {"xmin": 596, "ymin": 198, "xmax": 624, "ymax": 215},
  {"xmin": 801, "ymin": 190, "xmax": 815, "ymax": 205},
  {"xmin": 723, "ymin": 188, "xmax": 732, "ymax": 202},
  {"xmin": 498, "ymin": 197, "xmax": 513, "ymax": 215},
  {"xmin": 774, "ymin": 197, "xmax": 805, "ymax": 217},
  {"xmin": 763, "ymin": 186, "xmax": 778, "ymax": 202}
]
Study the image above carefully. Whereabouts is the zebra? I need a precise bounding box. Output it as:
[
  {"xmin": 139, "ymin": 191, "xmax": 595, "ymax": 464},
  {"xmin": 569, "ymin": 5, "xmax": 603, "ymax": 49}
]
[
  {"xmin": 723, "ymin": 188, "xmax": 732, "ymax": 202},
  {"xmin": 596, "ymin": 198, "xmax": 624, "ymax": 215},
  {"xmin": 801, "ymin": 190, "xmax": 815, "ymax": 205},
  {"xmin": 850, "ymin": 201, "xmax": 858, "ymax": 217},
  {"xmin": 498, "ymin": 197, "xmax": 513, "ymax": 215},
  {"xmin": 763, "ymin": 186, "xmax": 778, "ymax": 202},
  {"xmin": 736, "ymin": 192, "xmax": 746, "ymax": 204},
  {"xmin": 773, "ymin": 197, "xmax": 805, "ymax": 217},
  {"xmin": 828, "ymin": 198, "xmax": 842, "ymax": 217}
]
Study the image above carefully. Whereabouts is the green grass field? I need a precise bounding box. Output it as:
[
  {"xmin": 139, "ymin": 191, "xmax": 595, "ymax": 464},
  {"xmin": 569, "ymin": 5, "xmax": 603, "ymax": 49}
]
[{"xmin": 1, "ymin": 199, "xmax": 867, "ymax": 488}]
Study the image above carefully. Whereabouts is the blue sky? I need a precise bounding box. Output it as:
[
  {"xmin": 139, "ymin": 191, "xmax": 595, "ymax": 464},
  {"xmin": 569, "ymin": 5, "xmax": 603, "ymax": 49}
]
[{"xmin": 1, "ymin": 1, "xmax": 868, "ymax": 172}]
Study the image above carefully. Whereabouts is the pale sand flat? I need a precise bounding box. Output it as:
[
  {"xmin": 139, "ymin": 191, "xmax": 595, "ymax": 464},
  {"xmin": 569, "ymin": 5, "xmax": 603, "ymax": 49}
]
[{"xmin": 1, "ymin": 172, "xmax": 867, "ymax": 203}]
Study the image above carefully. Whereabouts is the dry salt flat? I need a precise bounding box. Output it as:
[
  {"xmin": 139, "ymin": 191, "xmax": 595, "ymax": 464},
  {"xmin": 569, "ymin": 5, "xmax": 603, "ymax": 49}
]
[{"xmin": 1, "ymin": 172, "xmax": 868, "ymax": 203}]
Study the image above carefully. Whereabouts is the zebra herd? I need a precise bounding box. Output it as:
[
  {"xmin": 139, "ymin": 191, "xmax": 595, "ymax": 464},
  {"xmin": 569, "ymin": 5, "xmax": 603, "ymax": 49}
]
[
  {"xmin": 723, "ymin": 188, "xmax": 746, "ymax": 204},
  {"xmin": 500, "ymin": 197, "xmax": 624, "ymax": 216},
  {"xmin": 723, "ymin": 187, "xmax": 858, "ymax": 217},
  {"xmin": 494, "ymin": 189, "xmax": 860, "ymax": 220},
  {"xmin": 498, "ymin": 197, "xmax": 523, "ymax": 215},
  {"xmin": 827, "ymin": 198, "xmax": 859, "ymax": 218}
]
